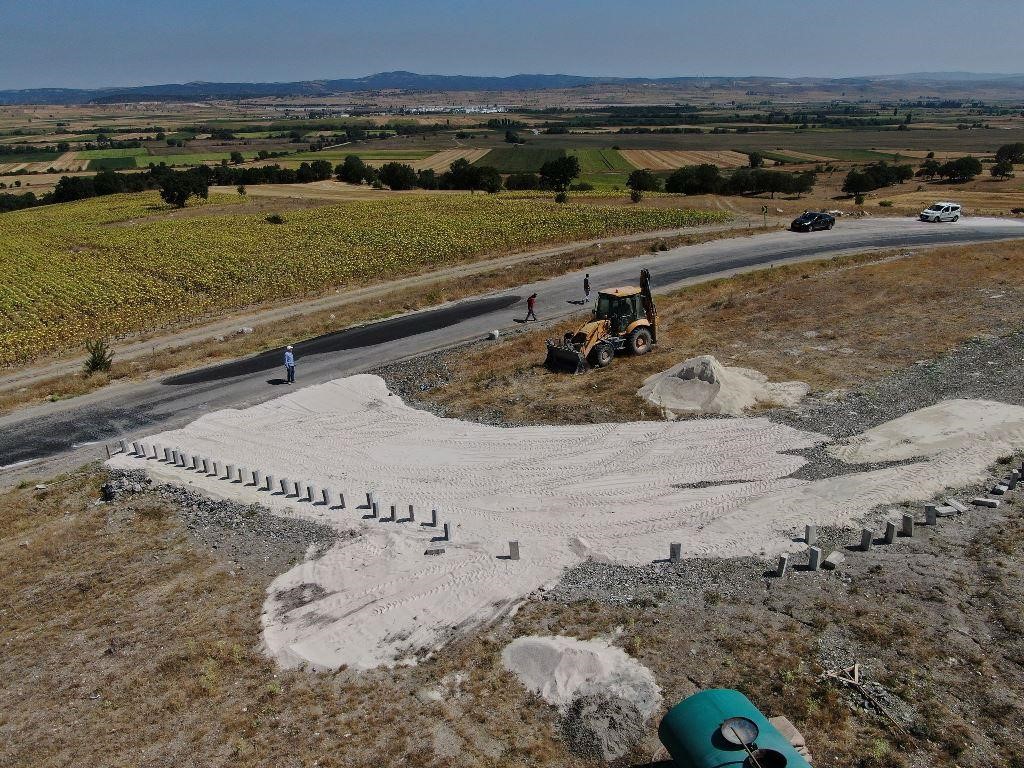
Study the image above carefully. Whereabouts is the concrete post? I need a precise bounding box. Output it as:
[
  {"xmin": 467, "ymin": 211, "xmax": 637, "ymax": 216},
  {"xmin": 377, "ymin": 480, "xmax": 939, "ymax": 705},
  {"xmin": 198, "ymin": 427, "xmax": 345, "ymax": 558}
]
[
  {"xmin": 266, "ymin": 475, "xmax": 275, "ymax": 492},
  {"xmin": 443, "ymin": 522, "xmax": 451, "ymax": 541},
  {"xmin": 366, "ymin": 492, "xmax": 373, "ymax": 507},
  {"xmin": 408, "ymin": 504, "xmax": 415, "ymax": 522},
  {"xmin": 371, "ymin": 501, "xmax": 379, "ymax": 518},
  {"xmin": 884, "ymin": 521, "xmax": 897, "ymax": 545},
  {"xmin": 224, "ymin": 464, "xmax": 234, "ymax": 480},
  {"xmin": 861, "ymin": 528, "xmax": 873, "ymax": 552},
  {"xmin": 179, "ymin": 453, "xmax": 189, "ymax": 468},
  {"xmin": 306, "ymin": 484, "xmax": 315, "ymax": 502},
  {"xmin": 430, "ymin": 509, "xmax": 438, "ymax": 527},
  {"xmin": 925, "ymin": 505, "xmax": 937, "ymax": 526},
  {"xmin": 1009, "ymin": 471, "xmax": 1020, "ymax": 491},
  {"xmin": 118, "ymin": 439, "xmax": 128, "ymax": 453},
  {"xmin": 808, "ymin": 547, "xmax": 822, "ymax": 571},
  {"xmin": 289, "ymin": 480, "xmax": 299, "ymax": 498},
  {"xmin": 252, "ymin": 470, "xmax": 262, "ymax": 487},
  {"xmin": 387, "ymin": 505, "xmax": 396, "ymax": 521},
  {"xmin": 104, "ymin": 444, "xmax": 112, "ymax": 459},
  {"xmin": 902, "ymin": 513, "xmax": 914, "ymax": 537},
  {"xmin": 132, "ymin": 441, "xmax": 142, "ymax": 456},
  {"xmin": 338, "ymin": 492, "xmax": 345, "ymax": 509},
  {"xmin": 509, "ymin": 541, "xmax": 520, "ymax": 561},
  {"xmin": 805, "ymin": 524, "xmax": 817, "ymax": 545},
  {"xmin": 211, "ymin": 460, "xmax": 220, "ymax": 476},
  {"xmin": 322, "ymin": 488, "xmax": 332, "ymax": 505},
  {"xmin": 669, "ymin": 542, "xmax": 682, "ymax": 562},
  {"xmin": 164, "ymin": 447, "xmax": 173, "ymax": 462},
  {"xmin": 279, "ymin": 478, "xmax": 289, "ymax": 495},
  {"xmin": 191, "ymin": 455, "xmax": 200, "ymax": 471},
  {"xmin": 777, "ymin": 554, "xmax": 789, "ymax": 577}
]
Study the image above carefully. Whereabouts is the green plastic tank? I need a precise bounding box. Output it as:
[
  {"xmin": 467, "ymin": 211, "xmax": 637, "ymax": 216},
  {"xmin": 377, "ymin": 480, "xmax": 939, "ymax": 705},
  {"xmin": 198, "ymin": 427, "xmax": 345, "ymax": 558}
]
[{"xmin": 658, "ymin": 689, "xmax": 812, "ymax": 768}]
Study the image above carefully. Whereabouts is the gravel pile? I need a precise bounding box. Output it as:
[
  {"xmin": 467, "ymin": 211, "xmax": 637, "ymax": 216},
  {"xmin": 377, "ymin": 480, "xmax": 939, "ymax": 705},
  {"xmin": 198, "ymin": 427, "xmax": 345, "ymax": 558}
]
[
  {"xmin": 106, "ymin": 468, "xmax": 339, "ymax": 573},
  {"xmin": 548, "ymin": 557, "xmax": 767, "ymax": 606},
  {"xmin": 559, "ymin": 693, "xmax": 647, "ymax": 762}
]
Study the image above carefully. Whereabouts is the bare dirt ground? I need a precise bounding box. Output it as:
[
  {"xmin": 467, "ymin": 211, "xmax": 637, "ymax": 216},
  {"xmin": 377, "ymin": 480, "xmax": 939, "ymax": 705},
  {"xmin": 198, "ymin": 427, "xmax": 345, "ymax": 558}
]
[{"xmin": 8, "ymin": 335, "xmax": 1024, "ymax": 767}]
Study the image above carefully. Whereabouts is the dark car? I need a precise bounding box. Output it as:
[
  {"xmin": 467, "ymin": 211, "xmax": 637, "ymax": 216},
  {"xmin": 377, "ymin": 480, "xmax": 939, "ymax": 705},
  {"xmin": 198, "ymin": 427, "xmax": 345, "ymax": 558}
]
[{"xmin": 790, "ymin": 211, "xmax": 835, "ymax": 232}]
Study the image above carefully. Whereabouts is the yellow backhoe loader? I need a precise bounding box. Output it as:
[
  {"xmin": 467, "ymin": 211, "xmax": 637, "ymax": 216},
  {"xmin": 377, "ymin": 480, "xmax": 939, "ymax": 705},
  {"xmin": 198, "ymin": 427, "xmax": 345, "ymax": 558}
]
[{"xmin": 545, "ymin": 268, "xmax": 657, "ymax": 373}]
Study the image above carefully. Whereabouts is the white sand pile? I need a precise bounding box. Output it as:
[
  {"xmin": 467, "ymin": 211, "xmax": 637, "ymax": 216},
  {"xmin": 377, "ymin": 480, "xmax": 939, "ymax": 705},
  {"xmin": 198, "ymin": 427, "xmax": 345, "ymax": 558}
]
[
  {"xmin": 503, "ymin": 635, "xmax": 661, "ymax": 762},
  {"xmin": 108, "ymin": 376, "xmax": 1024, "ymax": 671},
  {"xmin": 501, "ymin": 635, "xmax": 661, "ymax": 718},
  {"xmin": 828, "ymin": 399, "xmax": 1024, "ymax": 463},
  {"xmin": 638, "ymin": 354, "xmax": 809, "ymax": 416}
]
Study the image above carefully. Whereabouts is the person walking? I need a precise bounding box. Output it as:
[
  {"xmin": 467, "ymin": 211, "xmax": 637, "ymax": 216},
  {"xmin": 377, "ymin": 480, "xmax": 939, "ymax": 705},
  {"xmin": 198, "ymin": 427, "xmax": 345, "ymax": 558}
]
[
  {"xmin": 525, "ymin": 293, "xmax": 538, "ymax": 322},
  {"xmin": 583, "ymin": 273, "xmax": 591, "ymax": 303},
  {"xmin": 284, "ymin": 345, "xmax": 295, "ymax": 384}
]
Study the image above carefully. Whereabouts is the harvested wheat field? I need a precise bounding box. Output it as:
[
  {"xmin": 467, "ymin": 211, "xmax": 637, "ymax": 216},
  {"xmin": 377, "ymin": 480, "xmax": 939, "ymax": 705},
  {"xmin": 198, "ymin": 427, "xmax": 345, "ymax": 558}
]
[
  {"xmin": 620, "ymin": 149, "xmax": 750, "ymax": 170},
  {"xmin": 412, "ymin": 148, "xmax": 490, "ymax": 171}
]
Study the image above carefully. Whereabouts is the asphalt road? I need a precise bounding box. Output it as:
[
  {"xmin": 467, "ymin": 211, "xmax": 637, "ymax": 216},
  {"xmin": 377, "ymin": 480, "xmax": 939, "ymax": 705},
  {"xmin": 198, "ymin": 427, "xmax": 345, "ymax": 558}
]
[{"xmin": 3, "ymin": 216, "xmax": 1023, "ymax": 480}]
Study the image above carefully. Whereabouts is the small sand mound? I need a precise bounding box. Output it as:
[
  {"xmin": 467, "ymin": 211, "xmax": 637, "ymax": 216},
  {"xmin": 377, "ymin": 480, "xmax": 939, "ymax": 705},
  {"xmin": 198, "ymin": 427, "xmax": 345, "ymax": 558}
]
[
  {"xmin": 638, "ymin": 354, "xmax": 809, "ymax": 417},
  {"xmin": 502, "ymin": 635, "xmax": 661, "ymax": 717}
]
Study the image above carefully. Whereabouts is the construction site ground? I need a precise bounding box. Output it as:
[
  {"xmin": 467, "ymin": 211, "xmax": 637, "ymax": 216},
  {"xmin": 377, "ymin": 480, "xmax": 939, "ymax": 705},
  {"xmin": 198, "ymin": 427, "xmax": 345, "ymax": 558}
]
[{"xmin": 6, "ymin": 236, "xmax": 1024, "ymax": 767}]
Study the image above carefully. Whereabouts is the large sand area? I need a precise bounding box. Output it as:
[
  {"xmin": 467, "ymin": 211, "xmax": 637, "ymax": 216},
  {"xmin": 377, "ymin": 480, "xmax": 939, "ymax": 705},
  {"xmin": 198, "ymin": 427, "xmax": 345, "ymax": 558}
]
[{"xmin": 109, "ymin": 375, "xmax": 1024, "ymax": 672}]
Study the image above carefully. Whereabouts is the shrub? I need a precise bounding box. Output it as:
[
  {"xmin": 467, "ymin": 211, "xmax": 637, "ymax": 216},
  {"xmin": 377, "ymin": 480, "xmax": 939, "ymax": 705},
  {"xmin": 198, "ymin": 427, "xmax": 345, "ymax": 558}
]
[
  {"xmin": 855, "ymin": 193, "xmax": 865, "ymax": 205},
  {"xmin": 83, "ymin": 338, "xmax": 114, "ymax": 375},
  {"xmin": 630, "ymin": 188, "xmax": 643, "ymax": 203},
  {"xmin": 265, "ymin": 214, "xmax": 285, "ymax": 224},
  {"xmin": 878, "ymin": 200, "xmax": 893, "ymax": 207},
  {"xmin": 554, "ymin": 191, "xmax": 568, "ymax": 203}
]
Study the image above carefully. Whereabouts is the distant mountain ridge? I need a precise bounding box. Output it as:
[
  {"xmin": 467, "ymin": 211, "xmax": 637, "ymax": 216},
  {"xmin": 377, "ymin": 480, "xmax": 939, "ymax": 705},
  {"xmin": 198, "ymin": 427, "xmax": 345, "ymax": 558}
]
[{"xmin": 1, "ymin": 70, "xmax": 1023, "ymax": 105}]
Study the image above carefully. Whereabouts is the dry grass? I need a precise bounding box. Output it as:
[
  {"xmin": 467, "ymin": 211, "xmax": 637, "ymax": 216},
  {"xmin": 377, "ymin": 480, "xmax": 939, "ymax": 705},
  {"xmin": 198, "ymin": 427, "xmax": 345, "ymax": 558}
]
[
  {"xmin": 420, "ymin": 239, "xmax": 1024, "ymax": 424},
  {"xmin": 0, "ymin": 227, "xmax": 767, "ymax": 416}
]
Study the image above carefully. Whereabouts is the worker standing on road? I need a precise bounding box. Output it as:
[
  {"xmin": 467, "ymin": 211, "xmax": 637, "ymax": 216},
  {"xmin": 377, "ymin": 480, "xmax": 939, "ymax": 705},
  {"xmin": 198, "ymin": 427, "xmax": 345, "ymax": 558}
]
[
  {"xmin": 526, "ymin": 294, "xmax": 538, "ymax": 322},
  {"xmin": 583, "ymin": 273, "xmax": 591, "ymax": 303},
  {"xmin": 284, "ymin": 345, "xmax": 295, "ymax": 384}
]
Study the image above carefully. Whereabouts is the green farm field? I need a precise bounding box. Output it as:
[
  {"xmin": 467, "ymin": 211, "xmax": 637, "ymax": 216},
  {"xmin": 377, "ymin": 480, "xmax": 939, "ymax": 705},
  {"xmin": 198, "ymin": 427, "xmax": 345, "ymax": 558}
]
[
  {"xmin": 76, "ymin": 148, "xmax": 150, "ymax": 159},
  {"xmin": 0, "ymin": 192, "xmax": 726, "ymax": 365},
  {"xmin": 87, "ymin": 156, "xmax": 137, "ymax": 170},
  {"xmin": 473, "ymin": 147, "xmax": 566, "ymax": 172},
  {"xmin": 0, "ymin": 151, "xmax": 60, "ymax": 164},
  {"xmin": 567, "ymin": 148, "xmax": 635, "ymax": 173}
]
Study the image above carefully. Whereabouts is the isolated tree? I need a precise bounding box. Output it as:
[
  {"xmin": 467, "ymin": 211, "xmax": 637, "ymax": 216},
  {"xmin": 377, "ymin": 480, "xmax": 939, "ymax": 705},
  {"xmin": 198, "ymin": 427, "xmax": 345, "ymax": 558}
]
[
  {"xmin": 230, "ymin": 151, "xmax": 244, "ymax": 164},
  {"xmin": 938, "ymin": 156, "xmax": 982, "ymax": 182},
  {"xmin": 504, "ymin": 130, "xmax": 524, "ymax": 144},
  {"xmin": 747, "ymin": 151, "xmax": 764, "ymax": 168},
  {"xmin": 158, "ymin": 170, "xmax": 209, "ymax": 207},
  {"xmin": 626, "ymin": 169, "xmax": 662, "ymax": 193},
  {"xmin": 991, "ymin": 160, "xmax": 1015, "ymax": 179},
  {"xmin": 995, "ymin": 143, "xmax": 1024, "ymax": 164},
  {"xmin": 841, "ymin": 169, "xmax": 873, "ymax": 196},
  {"xmin": 539, "ymin": 156, "xmax": 581, "ymax": 191},
  {"xmin": 83, "ymin": 338, "xmax": 114, "ymax": 375},
  {"xmin": 665, "ymin": 164, "xmax": 721, "ymax": 195},
  {"xmin": 917, "ymin": 159, "xmax": 941, "ymax": 179},
  {"xmin": 377, "ymin": 162, "xmax": 418, "ymax": 190},
  {"xmin": 335, "ymin": 155, "xmax": 371, "ymax": 184}
]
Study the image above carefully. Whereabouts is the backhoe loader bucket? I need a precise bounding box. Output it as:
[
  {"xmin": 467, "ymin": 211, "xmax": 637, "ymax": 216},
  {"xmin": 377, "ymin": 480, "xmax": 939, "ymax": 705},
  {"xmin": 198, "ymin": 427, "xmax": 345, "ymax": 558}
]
[{"xmin": 545, "ymin": 340, "xmax": 589, "ymax": 374}]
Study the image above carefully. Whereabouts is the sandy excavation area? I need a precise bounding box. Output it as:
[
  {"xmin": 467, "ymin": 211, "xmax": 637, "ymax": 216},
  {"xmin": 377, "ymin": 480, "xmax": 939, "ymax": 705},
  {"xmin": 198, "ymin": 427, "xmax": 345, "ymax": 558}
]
[{"xmin": 108, "ymin": 375, "xmax": 1024, "ymax": 672}]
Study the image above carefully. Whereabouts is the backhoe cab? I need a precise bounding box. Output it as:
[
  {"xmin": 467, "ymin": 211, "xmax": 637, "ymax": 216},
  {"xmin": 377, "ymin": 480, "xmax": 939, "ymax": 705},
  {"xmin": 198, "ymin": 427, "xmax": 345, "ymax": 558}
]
[{"xmin": 544, "ymin": 269, "xmax": 658, "ymax": 373}]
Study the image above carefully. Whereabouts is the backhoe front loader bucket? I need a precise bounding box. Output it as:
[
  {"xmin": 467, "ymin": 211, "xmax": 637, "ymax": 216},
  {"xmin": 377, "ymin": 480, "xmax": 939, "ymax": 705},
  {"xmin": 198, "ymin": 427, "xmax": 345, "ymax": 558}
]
[{"xmin": 544, "ymin": 340, "xmax": 589, "ymax": 374}]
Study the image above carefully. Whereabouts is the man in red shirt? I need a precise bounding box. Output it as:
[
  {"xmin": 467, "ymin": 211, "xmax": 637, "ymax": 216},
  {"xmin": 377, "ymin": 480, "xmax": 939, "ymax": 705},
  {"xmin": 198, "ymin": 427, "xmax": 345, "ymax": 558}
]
[{"xmin": 525, "ymin": 293, "xmax": 537, "ymax": 321}]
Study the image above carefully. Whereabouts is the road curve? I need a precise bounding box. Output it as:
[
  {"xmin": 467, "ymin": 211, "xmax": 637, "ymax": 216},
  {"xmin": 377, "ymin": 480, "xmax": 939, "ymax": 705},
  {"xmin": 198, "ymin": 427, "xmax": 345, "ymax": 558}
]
[{"xmin": 2, "ymin": 216, "xmax": 1022, "ymax": 478}]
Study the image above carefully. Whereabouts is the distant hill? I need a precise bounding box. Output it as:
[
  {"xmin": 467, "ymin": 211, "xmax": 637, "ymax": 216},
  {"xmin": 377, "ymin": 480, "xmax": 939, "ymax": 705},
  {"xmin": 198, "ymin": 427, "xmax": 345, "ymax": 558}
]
[{"xmin": 0, "ymin": 70, "xmax": 1022, "ymax": 105}]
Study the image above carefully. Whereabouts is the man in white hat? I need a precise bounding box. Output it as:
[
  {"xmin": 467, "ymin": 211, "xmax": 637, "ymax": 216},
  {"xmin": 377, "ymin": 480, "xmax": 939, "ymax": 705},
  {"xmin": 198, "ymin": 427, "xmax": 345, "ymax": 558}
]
[{"xmin": 284, "ymin": 345, "xmax": 295, "ymax": 384}]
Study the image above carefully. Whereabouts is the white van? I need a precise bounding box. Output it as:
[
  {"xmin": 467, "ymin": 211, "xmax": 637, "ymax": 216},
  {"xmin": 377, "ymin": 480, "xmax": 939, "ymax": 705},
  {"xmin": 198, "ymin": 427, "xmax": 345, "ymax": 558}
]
[{"xmin": 919, "ymin": 202, "xmax": 961, "ymax": 222}]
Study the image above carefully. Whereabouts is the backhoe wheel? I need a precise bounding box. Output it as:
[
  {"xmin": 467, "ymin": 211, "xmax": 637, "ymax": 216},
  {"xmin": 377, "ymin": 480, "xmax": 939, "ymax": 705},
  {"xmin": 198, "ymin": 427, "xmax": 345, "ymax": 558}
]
[
  {"xmin": 628, "ymin": 327, "xmax": 653, "ymax": 355},
  {"xmin": 589, "ymin": 343, "xmax": 615, "ymax": 368}
]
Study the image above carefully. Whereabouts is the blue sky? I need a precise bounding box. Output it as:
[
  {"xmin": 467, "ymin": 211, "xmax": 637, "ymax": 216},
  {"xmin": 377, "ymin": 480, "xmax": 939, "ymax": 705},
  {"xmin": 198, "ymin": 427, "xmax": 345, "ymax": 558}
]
[{"xmin": 2, "ymin": 0, "xmax": 1022, "ymax": 89}]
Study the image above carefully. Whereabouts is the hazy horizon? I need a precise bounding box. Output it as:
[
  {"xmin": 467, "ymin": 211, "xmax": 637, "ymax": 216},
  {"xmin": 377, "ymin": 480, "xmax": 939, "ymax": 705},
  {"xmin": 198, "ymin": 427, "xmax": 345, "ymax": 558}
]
[{"xmin": 3, "ymin": 0, "xmax": 1023, "ymax": 90}]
